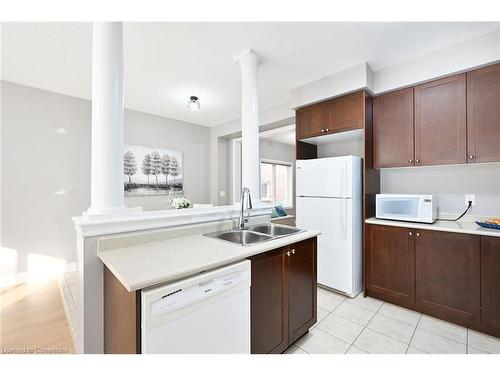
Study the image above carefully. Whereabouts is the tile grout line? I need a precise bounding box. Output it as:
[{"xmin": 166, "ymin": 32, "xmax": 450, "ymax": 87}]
[
  {"xmin": 377, "ymin": 309, "xmax": 420, "ymax": 326},
  {"xmin": 317, "ymin": 290, "xmax": 365, "ymax": 354},
  {"xmin": 346, "ymin": 298, "xmax": 385, "ymax": 354},
  {"xmin": 316, "ymin": 297, "xmax": 354, "ymax": 353},
  {"xmin": 318, "ymin": 289, "xmax": 500, "ymax": 354},
  {"xmin": 334, "ymin": 299, "xmax": 418, "ymax": 351},
  {"xmin": 416, "ymin": 324, "xmax": 467, "ymax": 346},
  {"xmin": 406, "ymin": 313, "xmax": 422, "ymax": 353},
  {"xmin": 313, "ymin": 325, "xmax": 352, "ymax": 352}
]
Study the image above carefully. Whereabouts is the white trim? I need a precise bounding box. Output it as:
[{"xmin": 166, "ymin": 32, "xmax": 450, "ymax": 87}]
[
  {"xmin": 73, "ymin": 205, "xmax": 272, "ymax": 238},
  {"xmin": 57, "ymin": 276, "xmax": 77, "ymax": 349},
  {"xmin": 231, "ymin": 138, "xmax": 242, "ymax": 204},
  {"xmin": 260, "ymin": 158, "xmax": 293, "ymax": 167},
  {"xmin": 0, "ymin": 262, "xmax": 77, "ymax": 288}
]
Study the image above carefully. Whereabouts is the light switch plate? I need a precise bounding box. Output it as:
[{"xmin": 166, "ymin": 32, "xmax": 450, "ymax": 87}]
[{"xmin": 465, "ymin": 194, "xmax": 476, "ymax": 206}]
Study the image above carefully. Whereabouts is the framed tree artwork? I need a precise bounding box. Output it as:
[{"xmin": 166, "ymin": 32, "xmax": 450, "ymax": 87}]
[{"xmin": 123, "ymin": 145, "xmax": 183, "ymax": 196}]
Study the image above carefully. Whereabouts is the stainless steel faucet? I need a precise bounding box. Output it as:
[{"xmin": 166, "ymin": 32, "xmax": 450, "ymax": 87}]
[{"xmin": 238, "ymin": 187, "xmax": 253, "ymax": 229}]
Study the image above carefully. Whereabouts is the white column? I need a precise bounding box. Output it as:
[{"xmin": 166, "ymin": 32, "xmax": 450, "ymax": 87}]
[
  {"xmin": 87, "ymin": 22, "xmax": 125, "ymax": 215},
  {"xmin": 235, "ymin": 49, "xmax": 261, "ymax": 202}
]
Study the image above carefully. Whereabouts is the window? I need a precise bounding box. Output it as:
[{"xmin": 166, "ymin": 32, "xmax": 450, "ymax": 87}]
[{"xmin": 260, "ymin": 160, "xmax": 293, "ymax": 207}]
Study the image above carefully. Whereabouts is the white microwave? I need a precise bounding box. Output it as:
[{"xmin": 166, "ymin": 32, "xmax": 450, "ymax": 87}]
[{"xmin": 375, "ymin": 194, "xmax": 437, "ymax": 224}]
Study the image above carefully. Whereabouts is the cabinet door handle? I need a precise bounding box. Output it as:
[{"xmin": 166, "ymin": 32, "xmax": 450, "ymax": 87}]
[
  {"xmin": 408, "ymin": 159, "xmax": 413, "ymax": 164},
  {"xmin": 286, "ymin": 251, "xmax": 291, "ymax": 257},
  {"xmin": 291, "ymin": 249, "xmax": 296, "ymax": 255},
  {"xmin": 326, "ymin": 128, "xmax": 330, "ymax": 132},
  {"xmin": 321, "ymin": 129, "xmax": 325, "ymax": 133},
  {"xmin": 409, "ymin": 231, "xmax": 413, "ymax": 236},
  {"xmin": 416, "ymin": 232, "xmax": 420, "ymax": 237},
  {"xmin": 415, "ymin": 159, "xmax": 420, "ymax": 164},
  {"xmin": 469, "ymin": 155, "xmax": 475, "ymax": 160}
]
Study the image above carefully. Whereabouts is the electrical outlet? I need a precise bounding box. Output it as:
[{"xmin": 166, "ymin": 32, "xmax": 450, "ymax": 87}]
[
  {"xmin": 465, "ymin": 194, "xmax": 476, "ymax": 207},
  {"xmin": 219, "ymin": 190, "xmax": 226, "ymax": 198}
]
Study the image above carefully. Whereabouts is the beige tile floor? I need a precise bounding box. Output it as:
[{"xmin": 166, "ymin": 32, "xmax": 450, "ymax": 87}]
[{"xmin": 288, "ymin": 286, "xmax": 500, "ymax": 354}]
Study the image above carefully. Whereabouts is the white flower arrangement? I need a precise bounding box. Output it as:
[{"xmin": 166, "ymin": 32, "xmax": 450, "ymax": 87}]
[{"xmin": 171, "ymin": 196, "xmax": 192, "ymax": 209}]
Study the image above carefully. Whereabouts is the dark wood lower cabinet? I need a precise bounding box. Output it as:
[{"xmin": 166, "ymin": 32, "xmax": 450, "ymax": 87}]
[
  {"xmin": 365, "ymin": 224, "xmax": 415, "ymax": 309},
  {"xmin": 287, "ymin": 239, "xmax": 317, "ymax": 344},
  {"xmin": 250, "ymin": 248, "xmax": 289, "ymax": 354},
  {"xmin": 481, "ymin": 236, "xmax": 500, "ymax": 337},
  {"xmin": 415, "ymin": 229, "xmax": 481, "ymax": 326},
  {"xmin": 250, "ymin": 237, "xmax": 317, "ymax": 353},
  {"xmin": 366, "ymin": 224, "xmax": 500, "ymax": 339}
]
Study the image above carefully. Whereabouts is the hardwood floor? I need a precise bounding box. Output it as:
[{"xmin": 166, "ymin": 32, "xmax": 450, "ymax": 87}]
[{"xmin": 0, "ymin": 280, "xmax": 75, "ymax": 354}]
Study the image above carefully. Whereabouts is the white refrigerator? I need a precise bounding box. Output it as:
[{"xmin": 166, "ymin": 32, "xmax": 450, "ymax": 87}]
[{"xmin": 296, "ymin": 155, "xmax": 362, "ymax": 297}]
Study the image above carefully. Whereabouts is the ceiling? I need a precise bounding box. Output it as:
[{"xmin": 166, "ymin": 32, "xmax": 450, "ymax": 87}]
[{"xmin": 2, "ymin": 22, "xmax": 500, "ymax": 127}]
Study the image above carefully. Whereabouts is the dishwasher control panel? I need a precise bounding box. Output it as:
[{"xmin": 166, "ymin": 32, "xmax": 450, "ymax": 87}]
[{"xmin": 150, "ymin": 269, "xmax": 249, "ymax": 317}]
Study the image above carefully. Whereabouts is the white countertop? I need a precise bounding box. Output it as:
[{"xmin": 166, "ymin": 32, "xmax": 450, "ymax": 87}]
[
  {"xmin": 365, "ymin": 217, "xmax": 500, "ymax": 238},
  {"xmin": 99, "ymin": 229, "xmax": 320, "ymax": 292}
]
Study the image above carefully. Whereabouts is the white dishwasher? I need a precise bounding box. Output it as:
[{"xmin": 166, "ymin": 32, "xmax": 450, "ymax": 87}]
[{"xmin": 141, "ymin": 260, "xmax": 251, "ymax": 354}]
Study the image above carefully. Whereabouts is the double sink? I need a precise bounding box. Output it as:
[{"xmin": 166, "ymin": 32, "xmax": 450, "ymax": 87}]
[{"xmin": 204, "ymin": 223, "xmax": 303, "ymax": 246}]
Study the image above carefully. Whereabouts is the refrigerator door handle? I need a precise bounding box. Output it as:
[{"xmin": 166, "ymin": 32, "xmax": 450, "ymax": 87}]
[{"xmin": 341, "ymin": 199, "xmax": 346, "ymax": 238}]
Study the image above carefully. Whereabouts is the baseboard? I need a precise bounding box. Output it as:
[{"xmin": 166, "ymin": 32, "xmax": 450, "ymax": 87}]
[
  {"xmin": 0, "ymin": 262, "xmax": 77, "ymax": 288},
  {"xmin": 57, "ymin": 274, "xmax": 77, "ymax": 350}
]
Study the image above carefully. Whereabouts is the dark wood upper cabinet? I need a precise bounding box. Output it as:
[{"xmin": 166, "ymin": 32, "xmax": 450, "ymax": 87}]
[
  {"xmin": 296, "ymin": 102, "xmax": 326, "ymax": 140},
  {"xmin": 365, "ymin": 224, "xmax": 416, "ymax": 309},
  {"xmin": 295, "ymin": 91, "xmax": 366, "ymax": 141},
  {"xmin": 287, "ymin": 238, "xmax": 317, "ymax": 344},
  {"xmin": 415, "ymin": 229, "xmax": 480, "ymax": 326},
  {"xmin": 373, "ymin": 88, "xmax": 415, "ymax": 168},
  {"xmin": 414, "ymin": 74, "xmax": 467, "ymax": 166},
  {"xmin": 250, "ymin": 247, "xmax": 288, "ymax": 354},
  {"xmin": 481, "ymin": 236, "xmax": 500, "ymax": 337},
  {"xmin": 467, "ymin": 63, "xmax": 500, "ymax": 163},
  {"xmin": 325, "ymin": 91, "xmax": 365, "ymax": 133}
]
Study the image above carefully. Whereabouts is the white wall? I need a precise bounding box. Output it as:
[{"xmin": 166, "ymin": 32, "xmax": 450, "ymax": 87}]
[
  {"xmin": 209, "ymin": 100, "xmax": 294, "ymax": 204},
  {"xmin": 123, "ymin": 109, "xmax": 211, "ymax": 210},
  {"xmin": 217, "ymin": 138, "xmax": 230, "ymax": 206},
  {"xmin": 290, "ymin": 63, "xmax": 374, "ymax": 108},
  {"xmin": 289, "ymin": 30, "xmax": 500, "ymax": 107},
  {"xmin": 373, "ymin": 29, "xmax": 500, "ymax": 94},
  {"xmin": 260, "ymin": 139, "xmax": 295, "ymax": 163},
  {"xmin": 0, "ymin": 81, "xmax": 210, "ymax": 276},
  {"xmin": 381, "ymin": 163, "xmax": 500, "ymax": 216}
]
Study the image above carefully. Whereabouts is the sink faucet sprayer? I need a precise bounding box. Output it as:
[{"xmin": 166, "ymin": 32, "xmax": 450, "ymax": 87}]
[{"xmin": 238, "ymin": 187, "xmax": 253, "ymax": 229}]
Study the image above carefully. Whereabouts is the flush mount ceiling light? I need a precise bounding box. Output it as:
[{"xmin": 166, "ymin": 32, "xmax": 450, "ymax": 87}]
[{"xmin": 187, "ymin": 96, "xmax": 200, "ymax": 111}]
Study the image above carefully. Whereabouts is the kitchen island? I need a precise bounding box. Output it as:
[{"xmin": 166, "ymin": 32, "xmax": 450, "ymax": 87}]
[{"xmin": 98, "ymin": 220, "xmax": 319, "ymax": 354}]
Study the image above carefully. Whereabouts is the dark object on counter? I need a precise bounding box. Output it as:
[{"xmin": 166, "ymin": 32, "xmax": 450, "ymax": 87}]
[
  {"xmin": 275, "ymin": 205, "xmax": 288, "ymax": 217},
  {"xmin": 476, "ymin": 221, "xmax": 500, "ymax": 230}
]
